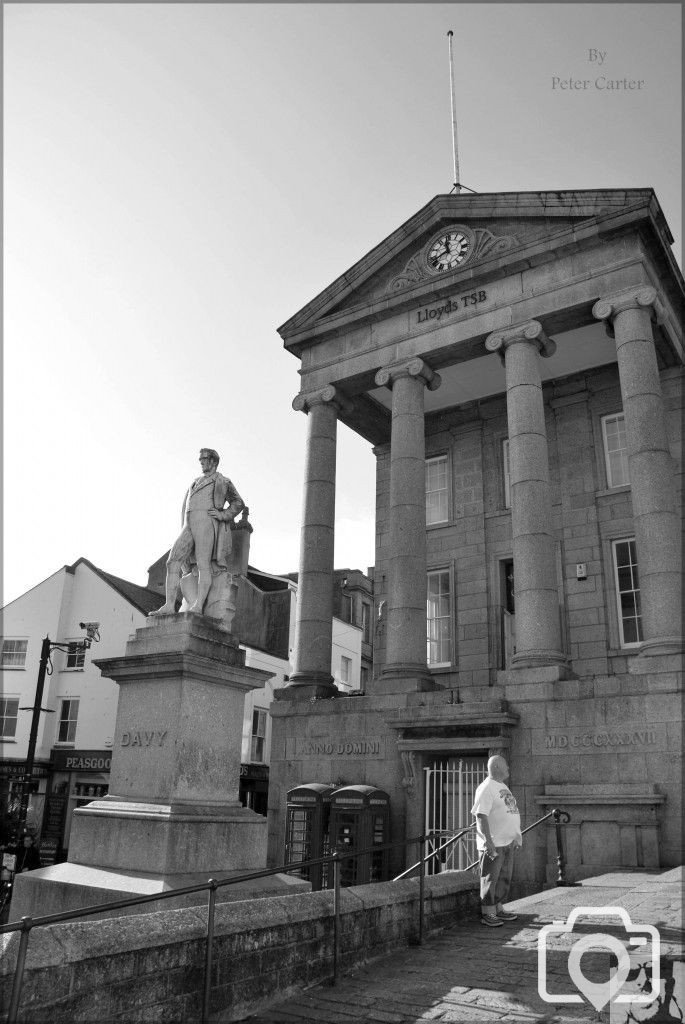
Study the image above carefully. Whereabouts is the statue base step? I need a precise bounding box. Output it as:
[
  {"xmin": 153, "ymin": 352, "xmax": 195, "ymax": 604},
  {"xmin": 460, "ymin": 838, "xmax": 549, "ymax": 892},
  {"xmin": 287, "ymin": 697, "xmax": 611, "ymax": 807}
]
[
  {"xmin": 68, "ymin": 798, "xmax": 268, "ymax": 875},
  {"xmin": 9, "ymin": 861, "xmax": 309, "ymax": 923}
]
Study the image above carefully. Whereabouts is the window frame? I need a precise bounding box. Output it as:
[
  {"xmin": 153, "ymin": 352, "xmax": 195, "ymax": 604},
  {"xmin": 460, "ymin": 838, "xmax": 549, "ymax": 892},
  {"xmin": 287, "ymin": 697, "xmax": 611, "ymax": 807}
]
[
  {"xmin": 56, "ymin": 697, "xmax": 80, "ymax": 745},
  {"xmin": 340, "ymin": 655, "xmax": 352, "ymax": 684},
  {"xmin": 250, "ymin": 708, "xmax": 267, "ymax": 763},
  {"xmin": 65, "ymin": 640, "xmax": 86, "ymax": 670},
  {"xmin": 339, "ymin": 593, "xmax": 353, "ymax": 623},
  {"xmin": 361, "ymin": 602, "xmax": 371, "ymax": 644},
  {"xmin": 1, "ymin": 639, "xmax": 28, "ymax": 669},
  {"xmin": 611, "ymin": 537, "xmax": 643, "ymax": 648},
  {"xmin": 0, "ymin": 697, "xmax": 20, "ymax": 739},
  {"xmin": 426, "ymin": 567, "xmax": 453, "ymax": 669},
  {"xmin": 425, "ymin": 454, "xmax": 450, "ymax": 526},
  {"xmin": 601, "ymin": 412, "xmax": 630, "ymax": 489}
]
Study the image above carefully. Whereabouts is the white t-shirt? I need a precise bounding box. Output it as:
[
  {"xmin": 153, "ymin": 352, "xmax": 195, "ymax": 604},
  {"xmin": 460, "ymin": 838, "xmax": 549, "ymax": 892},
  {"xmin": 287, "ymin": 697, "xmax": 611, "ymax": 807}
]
[{"xmin": 471, "ymin": 776, "xmax": 521, "ymax": 850}]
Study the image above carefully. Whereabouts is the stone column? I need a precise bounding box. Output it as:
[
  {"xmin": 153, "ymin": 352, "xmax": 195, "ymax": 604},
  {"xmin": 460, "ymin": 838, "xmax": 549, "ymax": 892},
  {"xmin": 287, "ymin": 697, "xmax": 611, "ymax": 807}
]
[
  {"xmin": 485, "ymin": 322, "xmax": 566, "ymax": 668},
  {"xmin": 374, "ymin": 357, "xmax": 441, "ymax": 692},
  {"xmin": 286, "ymin": 385, "xmax": 352, "ymax": 699},
  {"xmin": 593, "ymin": 286, "xmax": 682, "ymax": 655}
]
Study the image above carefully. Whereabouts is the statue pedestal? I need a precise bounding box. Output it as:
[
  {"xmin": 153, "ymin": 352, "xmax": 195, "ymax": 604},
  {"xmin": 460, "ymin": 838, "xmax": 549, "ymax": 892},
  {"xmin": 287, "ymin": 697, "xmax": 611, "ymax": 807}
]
[{"xmin": 10, "ymin": 616, "xmax": 294, "ymax": 920}]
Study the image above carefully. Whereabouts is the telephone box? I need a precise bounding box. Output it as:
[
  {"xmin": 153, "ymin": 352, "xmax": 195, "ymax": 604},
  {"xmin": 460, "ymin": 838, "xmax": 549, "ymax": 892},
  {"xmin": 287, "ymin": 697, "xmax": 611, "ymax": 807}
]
[
  {"xmin": 284, "ymin": 783, "xmax": 335, "ymax": 891},
  {"xmin": 328, "ymin": 785, "xmax": 390, "ymax": 887}
]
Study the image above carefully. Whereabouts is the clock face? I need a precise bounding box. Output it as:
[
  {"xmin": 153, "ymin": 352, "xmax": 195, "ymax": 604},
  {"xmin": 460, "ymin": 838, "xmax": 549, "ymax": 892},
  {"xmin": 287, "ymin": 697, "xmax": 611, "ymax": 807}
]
[{"xmin": 427, "ymin": 230, "xmax": 471, "ymax": 272}]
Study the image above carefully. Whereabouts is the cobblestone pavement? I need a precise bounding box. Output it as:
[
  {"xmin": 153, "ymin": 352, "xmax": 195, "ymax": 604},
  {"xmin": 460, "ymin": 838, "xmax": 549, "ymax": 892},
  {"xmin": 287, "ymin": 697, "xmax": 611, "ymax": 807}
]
[{"xmin": 238, "ymin": 870, "xmax": 683, "ymax": 1024}]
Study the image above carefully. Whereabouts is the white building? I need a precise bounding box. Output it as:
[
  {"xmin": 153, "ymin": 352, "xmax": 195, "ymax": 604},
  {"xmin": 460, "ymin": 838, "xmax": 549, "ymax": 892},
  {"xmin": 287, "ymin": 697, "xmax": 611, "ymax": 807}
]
[{"xmin": 0, "ymin": 556, "xmax": 367, "ymax": 856}]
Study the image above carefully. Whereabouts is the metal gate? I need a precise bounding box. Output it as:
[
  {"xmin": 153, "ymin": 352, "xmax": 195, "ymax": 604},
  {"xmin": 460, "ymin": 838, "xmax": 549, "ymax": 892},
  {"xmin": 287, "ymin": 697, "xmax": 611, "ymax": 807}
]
[{"xmin": 424, "ymin": 757, "xmax": 488, "ymax": 872}]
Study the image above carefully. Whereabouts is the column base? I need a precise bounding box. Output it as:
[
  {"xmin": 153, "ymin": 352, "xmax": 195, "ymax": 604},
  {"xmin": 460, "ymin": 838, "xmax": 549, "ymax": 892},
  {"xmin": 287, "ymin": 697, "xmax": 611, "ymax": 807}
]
[
  {"xmin": 511, "ymin": 649, "xmax": 568, "ymax": 670},
  {"xmin": 639, "ymin": 637, "xmax": 684, "ymax": 657},
  {"xmin": 498, "ymin": 663, "xmax": 571, "ymax": 685},
  {"xmin": 278, "ymin": 673, "xmax": 337, "ymax": 701},
  {"xmin": 375, "ymin": 663, "xmax": 436, "ymax": 694}
]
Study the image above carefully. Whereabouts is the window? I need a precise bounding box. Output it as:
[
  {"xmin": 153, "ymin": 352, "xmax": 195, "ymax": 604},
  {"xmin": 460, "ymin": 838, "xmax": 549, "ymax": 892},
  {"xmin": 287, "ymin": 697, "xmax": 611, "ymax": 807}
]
[
  {"xmin": 250, "ymin": 708, "xmax": 267, "ymax": 762},
  {"xmin": 340, "ymin": 594, "xmax": 352, "ymax": 623},
  {"xmin": 360, "ymin": 666, "xmax": 369, "ymax": 690},
  {"xmin": 1, "ymin": 640, "xmax": 27, "ymax": 668},
  {"xmin": 426, "ymin": 456, "xmax": 449, "ymax": 525},
  {"xmin": 427, "ymin": 570, "xmax": 452, "ymax": 667},
  {"xmin": 57, "ymin": 698, "xmax": 80, "ymax": 744},
  {"xmin": 65, "ymin": 641, "xmax": 86, "ymax": 670},
  {"xmin": 612, "ymin": 539, "xmax": 643, "ymax": 647},
  {"xmin": 602, "ymin": 413, "xmax": 630, "ymax": 488},
  {"xmin": 502, "ymin": 439, "xmax": 511, "ymax": 508},
  {"xmin": 361, "ymin": 603, "xmax": 371, "ymax": 644},
  {"xmin": 1, "ymin": 698, "xmax": 19, "ymax": 738},
  {"xmin": 341, "ymin": 656, "xmax": 352, "ymax": 684}
]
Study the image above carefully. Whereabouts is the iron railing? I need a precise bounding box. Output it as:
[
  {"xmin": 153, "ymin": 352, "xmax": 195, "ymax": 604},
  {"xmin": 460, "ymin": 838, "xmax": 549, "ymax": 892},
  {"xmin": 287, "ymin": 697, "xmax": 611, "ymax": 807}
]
[{"xmin": 1, "ymin": 807, "xmax": 569, "ymax": 1024}]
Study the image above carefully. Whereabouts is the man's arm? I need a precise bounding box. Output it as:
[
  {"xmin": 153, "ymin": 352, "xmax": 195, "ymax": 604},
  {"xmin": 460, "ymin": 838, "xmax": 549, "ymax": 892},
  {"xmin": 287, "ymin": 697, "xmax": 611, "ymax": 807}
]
[
  {"xmin": 208, "ymin": 478, "xmax": 244, "ymax": 522},
  {"xmin": 476, "ymin": 813, "xmax": 497, "ymax": 858}
]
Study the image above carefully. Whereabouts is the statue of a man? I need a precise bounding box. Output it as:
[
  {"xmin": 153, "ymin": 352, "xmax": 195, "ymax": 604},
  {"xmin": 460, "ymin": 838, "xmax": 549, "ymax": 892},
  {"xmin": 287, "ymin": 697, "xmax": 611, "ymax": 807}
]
[{"xmin": 151, "ymin": 448, "xmax": 244, "ymax": 616}]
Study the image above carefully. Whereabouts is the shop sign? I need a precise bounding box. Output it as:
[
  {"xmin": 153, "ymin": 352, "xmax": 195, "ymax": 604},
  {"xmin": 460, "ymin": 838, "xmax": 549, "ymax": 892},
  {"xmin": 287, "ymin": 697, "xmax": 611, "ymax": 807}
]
[
  {"xmin": 240, "ymin": 764, "xmax": 269, "ymax": 780},
  {"xmin": 51, "ymin": 749, "xmax": 112, "ymax": 773},
  {"xmin": 0, "ymin": 761, "xmax": 49, "ymax": 779}
]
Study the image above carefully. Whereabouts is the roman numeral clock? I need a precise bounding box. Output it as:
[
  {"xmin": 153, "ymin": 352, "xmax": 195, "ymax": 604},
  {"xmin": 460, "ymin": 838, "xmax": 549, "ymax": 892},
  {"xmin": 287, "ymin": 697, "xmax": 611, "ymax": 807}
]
[{"xmin": 425, "ymin": 227, "xmax": 473, "ymax": 273}]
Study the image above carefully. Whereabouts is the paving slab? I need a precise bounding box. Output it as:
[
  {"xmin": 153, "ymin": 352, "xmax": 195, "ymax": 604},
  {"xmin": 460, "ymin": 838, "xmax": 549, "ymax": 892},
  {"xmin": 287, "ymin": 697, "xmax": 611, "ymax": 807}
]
[{"xmin": 236, "ymin": 870, "xmax": 683, "ymax": 1024}]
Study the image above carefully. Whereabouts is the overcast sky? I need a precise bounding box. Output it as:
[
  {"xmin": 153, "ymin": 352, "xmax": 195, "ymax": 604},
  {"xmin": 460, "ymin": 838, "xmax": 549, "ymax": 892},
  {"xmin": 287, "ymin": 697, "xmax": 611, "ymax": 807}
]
[{"xmin": 4, "ymin": 3, "xmax": 681, "ymax": 606}]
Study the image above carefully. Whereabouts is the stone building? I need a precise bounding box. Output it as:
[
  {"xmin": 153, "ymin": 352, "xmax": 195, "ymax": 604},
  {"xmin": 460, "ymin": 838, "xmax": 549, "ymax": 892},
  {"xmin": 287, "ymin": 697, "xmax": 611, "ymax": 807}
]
[{"xmin": 268, "ymin": 189, "xmax": 683, "ymax": 890}]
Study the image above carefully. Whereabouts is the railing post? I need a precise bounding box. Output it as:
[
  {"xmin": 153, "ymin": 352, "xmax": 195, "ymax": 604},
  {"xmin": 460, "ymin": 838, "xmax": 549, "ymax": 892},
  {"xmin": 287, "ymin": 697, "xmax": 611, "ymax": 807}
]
[
  {"xmin": 332, "ymin": 852, "xmax": 341, "ymax": 986},
  {"xmin": 552, "ymin": 809, "xmax": 572, "ymax": 886},
  {"xmin": 7, "ymin": 915, "xmax": 32, "ymax": 1024},
  {"xmin": 417, "ymin": 835, "xmax": 425, "ymax": 946},
  {"xmin": 202, "ymin": 879, "xmax": 218, "ymax": 1024}
]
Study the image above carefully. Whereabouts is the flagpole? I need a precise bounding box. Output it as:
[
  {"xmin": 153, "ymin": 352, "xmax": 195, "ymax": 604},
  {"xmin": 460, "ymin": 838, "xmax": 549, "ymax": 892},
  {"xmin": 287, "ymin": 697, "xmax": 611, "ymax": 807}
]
[{"xmin": 447, "ymin": 30, "xmax": 461, "ymax": 193}]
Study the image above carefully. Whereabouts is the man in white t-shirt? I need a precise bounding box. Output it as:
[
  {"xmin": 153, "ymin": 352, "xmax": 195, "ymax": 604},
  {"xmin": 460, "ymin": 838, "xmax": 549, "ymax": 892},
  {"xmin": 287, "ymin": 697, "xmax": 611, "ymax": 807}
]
[{"xmin": 471, "ymin": 755, "xmax": 522, "ymax": 927}]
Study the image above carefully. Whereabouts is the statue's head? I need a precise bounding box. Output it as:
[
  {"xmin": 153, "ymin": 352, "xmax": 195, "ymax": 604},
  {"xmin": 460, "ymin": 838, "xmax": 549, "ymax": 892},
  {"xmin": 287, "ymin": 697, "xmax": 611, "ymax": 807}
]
[{"xmin": 199, "ymin": 448, "xmax": 220, "ymax": 469}]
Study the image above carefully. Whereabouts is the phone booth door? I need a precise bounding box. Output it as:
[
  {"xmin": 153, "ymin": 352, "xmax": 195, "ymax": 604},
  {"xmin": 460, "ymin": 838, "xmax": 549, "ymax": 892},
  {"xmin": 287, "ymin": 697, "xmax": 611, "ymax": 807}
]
[
  {"xmin": 285, "ymin": 783, "xmax": 334, "ymax": 891},
  {"xmin": 329, "ymin": 785, "xmax": 391, "ymax": 886},
  {"xmin": 333, "ymin": 809, "xmax": 363, "ymax": 886}
]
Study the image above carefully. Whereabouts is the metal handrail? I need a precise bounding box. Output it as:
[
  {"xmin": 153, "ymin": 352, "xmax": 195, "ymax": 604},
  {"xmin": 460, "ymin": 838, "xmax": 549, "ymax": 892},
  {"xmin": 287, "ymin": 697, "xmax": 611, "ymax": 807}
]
[
  {"xmin": 1, "ymin": 807, "xmax": 570, "ymax": 1024},
  {"xmin": 393, "ymin": 825, "xmax": 476, "ymax": 881}
]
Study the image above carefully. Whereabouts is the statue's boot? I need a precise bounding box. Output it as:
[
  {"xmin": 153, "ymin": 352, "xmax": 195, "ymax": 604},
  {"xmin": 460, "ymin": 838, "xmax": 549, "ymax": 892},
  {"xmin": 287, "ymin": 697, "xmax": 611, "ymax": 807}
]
[
  {"xmin": 150, "ymin": 567, "xmax": 181, "ymax": 616},
  {"xmin": 188, "ymin": 570, "xmax": 212, "ymax": 614},
  {"xmin": 150, "ymin": 603, "xmax": 176, "ymax": 616}
]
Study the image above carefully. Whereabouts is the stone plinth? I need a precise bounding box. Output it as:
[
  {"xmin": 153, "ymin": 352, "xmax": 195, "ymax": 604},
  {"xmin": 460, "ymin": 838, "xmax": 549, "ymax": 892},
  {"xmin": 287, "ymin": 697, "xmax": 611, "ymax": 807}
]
[
  {"xmin": 68, "ymin": 614, "xmax": 271, "ymax": 874},
  {"xmin": 12, "ymin": 616, "xmax": 275, "ymax": 920}
]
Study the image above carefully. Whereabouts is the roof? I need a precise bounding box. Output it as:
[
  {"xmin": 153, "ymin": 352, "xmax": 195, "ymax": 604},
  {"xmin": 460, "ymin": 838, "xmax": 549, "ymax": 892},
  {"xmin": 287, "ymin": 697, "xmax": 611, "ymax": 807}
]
[
  {"xmin": 69, "ymin": 558, "xmax": 165, "ymax": 615},
  {"xmin": 277, "ymin": 188, "xmax": 679, "ymax": 351}
]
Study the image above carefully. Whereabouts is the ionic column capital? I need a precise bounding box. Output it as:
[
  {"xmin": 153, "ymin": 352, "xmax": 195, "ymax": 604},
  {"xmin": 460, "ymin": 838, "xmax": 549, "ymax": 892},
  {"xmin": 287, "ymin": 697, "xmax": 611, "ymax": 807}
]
[
  {"xmin": 592, "ymin": 286, "xmax": 661, "ymax": 325},
  {"xmin": 292, "ymin": 385, "xmax": 353, "ymax": 416},
  {"xmin": 375, "ymin": 357, "xmax": 441, "ymax": 391},
  {"xmin": 485, "ymin": 320, "xmax": 556, "ymax": 359}
]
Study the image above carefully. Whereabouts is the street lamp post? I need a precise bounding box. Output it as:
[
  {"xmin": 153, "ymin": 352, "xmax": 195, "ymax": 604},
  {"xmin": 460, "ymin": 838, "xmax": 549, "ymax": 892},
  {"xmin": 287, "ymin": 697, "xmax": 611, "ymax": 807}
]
[{"xmin": 16, "ymin": 623, "xmax": 101, "ymax": 843}]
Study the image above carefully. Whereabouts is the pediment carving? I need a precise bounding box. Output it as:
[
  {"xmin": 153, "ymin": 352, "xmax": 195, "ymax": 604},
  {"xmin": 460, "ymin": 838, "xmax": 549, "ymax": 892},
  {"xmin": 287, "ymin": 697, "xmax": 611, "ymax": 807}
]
[{"xmin": 387, "ymin": 226, "xmax": 519, "ymax": 295}]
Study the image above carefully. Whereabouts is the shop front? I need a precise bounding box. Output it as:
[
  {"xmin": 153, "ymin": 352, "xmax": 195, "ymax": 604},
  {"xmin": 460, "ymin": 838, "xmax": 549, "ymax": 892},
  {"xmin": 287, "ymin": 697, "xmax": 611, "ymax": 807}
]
[
  {"xmin": 44, "ymin": 749, "xmax": 111, "ymax": 863},
  {"xmin": 239, "ymin": 762, "xmax": 269, "ymax": 816}
]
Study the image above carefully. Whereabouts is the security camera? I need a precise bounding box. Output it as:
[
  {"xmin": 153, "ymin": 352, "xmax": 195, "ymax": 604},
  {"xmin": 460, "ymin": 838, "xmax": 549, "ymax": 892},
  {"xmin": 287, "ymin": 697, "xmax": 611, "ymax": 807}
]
[{"xmin": 79, "ymin": 621, "xmax": 101, "ymax": 640}]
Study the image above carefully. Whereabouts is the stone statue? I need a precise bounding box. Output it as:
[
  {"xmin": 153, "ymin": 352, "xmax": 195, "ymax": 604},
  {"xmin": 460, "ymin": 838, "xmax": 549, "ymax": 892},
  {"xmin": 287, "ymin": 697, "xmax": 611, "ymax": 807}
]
[{"xmin": 150, "ymin": 448, "xmax": 248, "ymax": 622}]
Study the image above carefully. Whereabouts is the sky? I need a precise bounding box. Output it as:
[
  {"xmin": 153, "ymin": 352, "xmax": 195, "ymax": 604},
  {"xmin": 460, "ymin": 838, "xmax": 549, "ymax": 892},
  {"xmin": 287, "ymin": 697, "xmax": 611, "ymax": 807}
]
[{"xmin": 3, "ymin": 2, "xmax": 682, "ymax": 607}]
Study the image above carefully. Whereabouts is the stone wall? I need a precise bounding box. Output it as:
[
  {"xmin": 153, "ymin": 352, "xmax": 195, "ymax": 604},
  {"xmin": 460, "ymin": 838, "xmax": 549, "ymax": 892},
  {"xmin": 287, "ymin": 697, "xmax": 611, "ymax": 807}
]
[
  {"xmin": 373, "ymin": 363, "xmax": 684, "ymax": 685},
  {"xmin": 0, "ymin": 874, "xmax": 478, "ymax": 1024}
]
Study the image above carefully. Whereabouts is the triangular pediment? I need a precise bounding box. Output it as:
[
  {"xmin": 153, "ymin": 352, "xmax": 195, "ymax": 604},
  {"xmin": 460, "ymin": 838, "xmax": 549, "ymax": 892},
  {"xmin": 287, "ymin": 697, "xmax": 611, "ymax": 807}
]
[{"xmin": 279, "ymin": 189, "xmax": 670, "ymax": 353}]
